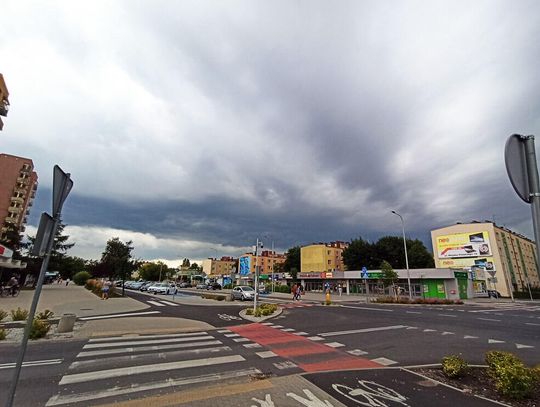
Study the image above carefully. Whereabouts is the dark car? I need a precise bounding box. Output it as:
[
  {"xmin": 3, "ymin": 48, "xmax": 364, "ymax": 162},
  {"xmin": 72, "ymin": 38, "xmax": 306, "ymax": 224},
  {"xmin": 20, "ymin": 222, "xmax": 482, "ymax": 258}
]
[
  {"xmin": 207, "ymin": 282, "xmax": 222, "ymax": 290},
  {"xmin": 487, "ymin": 290, "xmax": 502, "ymax": 298},
  {"xmin": 178, "ymin": 282, "xmax": 191, "ymax": 288}
]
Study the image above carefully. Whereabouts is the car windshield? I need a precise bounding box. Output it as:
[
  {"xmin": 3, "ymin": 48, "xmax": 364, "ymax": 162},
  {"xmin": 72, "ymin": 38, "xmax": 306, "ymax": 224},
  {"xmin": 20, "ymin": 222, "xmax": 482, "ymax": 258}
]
[{"xmin": 241, "ymin": 287, "xmax": 254, "ymax": 292}]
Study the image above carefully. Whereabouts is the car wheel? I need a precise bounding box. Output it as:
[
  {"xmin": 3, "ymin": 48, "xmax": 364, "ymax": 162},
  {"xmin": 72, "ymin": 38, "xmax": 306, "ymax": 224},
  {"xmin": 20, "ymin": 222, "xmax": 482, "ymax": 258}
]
[
  {"xmin": 241, "ymin": 294, "xmax": 245, "ymax": 301},
  {"xmin": 166, "ymin": 289, "xmax": 170, "ymax": 295}
]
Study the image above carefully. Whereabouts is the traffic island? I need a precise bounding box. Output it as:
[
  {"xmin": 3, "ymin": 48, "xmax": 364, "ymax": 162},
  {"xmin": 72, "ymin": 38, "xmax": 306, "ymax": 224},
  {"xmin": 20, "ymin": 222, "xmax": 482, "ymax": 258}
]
[{"xmin": 240, "ymin": 303, "xmax": 282, "ymax": 322}]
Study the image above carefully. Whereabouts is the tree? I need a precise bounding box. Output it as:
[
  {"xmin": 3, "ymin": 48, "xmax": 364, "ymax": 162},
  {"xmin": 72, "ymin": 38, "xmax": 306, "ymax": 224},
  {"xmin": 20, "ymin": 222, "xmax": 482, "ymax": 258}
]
[
  {"xmin": 139, "ymin": 262, "xmax": 165, "ymax": 281},
  {"xmin": 100, "ymin": 237, "xmax": 134, "ymax": 279},
  {"xmin": 0, "ymin": 222, "xmax": 23, "ymax": 259},
  {"xmin": 380, "ymin": 260, "xmax": 398, "ymax": 298},
  {"xmin": 407, "ymin": 239, "xmax": 435, "ymax": 268},
  {"xmin": 342, "ymin": 238, "xmax": 378, "ymax": 270},
  {"xmin": 189, "ymin": 262, "xmax": 201, "ymax": 271},
  {"xmin": 181, "ymin": 258, "xmax": 190, "ymax": 268},
  {"xmin": 283, "ymin": 246, "xmax": 301, "ymax": 273}
]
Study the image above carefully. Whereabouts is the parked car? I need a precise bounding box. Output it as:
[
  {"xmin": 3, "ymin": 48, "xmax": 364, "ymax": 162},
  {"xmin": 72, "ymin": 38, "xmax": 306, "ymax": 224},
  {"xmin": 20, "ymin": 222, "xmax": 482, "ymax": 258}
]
[
  {"xmin": 124, "ymin": 281, "xmax": 135, "ymax": 289},
  {"xmin": 147, "ymin": 283, "xmax": 169, "ymax": 294},
  {"xmin": 231, "ymin": 285, "xmax": 256, "ymax": 301},
  {"xmin": 487, "ymin": 290, "xmax": 502, "ymax": 298},
  {"xmin": 178, "ymin": 282, "xmax": 191, "ymax": 288},
  {"xmin": 139, "ymin": 282, "xmax": 153, "ymax": 291},
  {"xmin": 130, "ymin": 281, "xmax": 145, "ymax": 290},
  {"xmin": 196, "ymin": 283, "xmax": 208, "ymax": 289},
  {"xmin": 207, "ymin": 282, "xmax": 222, "ymax": 290}
]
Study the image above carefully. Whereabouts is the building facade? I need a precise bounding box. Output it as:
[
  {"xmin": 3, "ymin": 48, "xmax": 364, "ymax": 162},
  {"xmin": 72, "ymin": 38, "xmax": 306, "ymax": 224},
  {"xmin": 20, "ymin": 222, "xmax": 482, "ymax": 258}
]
[
  {"xmin": 237, "ymin": 250, "xmax": 286, "ymax": 284},
  {"xmin": 202, "ymin": 256, "xmax": 238, "ymax": 280},
  {"xmin": 431, "ymin": 221, "xmax": 540, "ymax": 297},
  {"xmin": 0, "ymin": 154, "xmax": 38, "ymax": 244},
  {"xmin": 300, "ymin": 241, "xmax": 349, "ymax": 274},
  {"xmin": 0, "ymin": 74, "xmax": 9, "ymax": 130}
]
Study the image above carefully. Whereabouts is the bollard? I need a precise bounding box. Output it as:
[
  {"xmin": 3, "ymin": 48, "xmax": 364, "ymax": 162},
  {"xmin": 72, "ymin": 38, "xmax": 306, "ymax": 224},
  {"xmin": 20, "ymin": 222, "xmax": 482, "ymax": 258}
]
[
  {"xmin": 325, "ymin": 292, "xmax": 331, "ymax": 304},
  {"xmin": 57, "ymin": 313, "xmax": 77, "ymax": 333}
]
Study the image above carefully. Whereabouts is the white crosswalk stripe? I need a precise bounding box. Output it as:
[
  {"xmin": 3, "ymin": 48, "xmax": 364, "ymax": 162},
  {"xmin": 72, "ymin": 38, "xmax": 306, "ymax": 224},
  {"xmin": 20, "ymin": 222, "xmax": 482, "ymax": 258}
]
[
  {"xmin": 47, "ymin": 331, "xmax": 260, "ymax": 406},
  {"xmin": 147, "ymin": 300, "xmax": 166, "ymax": 307}
]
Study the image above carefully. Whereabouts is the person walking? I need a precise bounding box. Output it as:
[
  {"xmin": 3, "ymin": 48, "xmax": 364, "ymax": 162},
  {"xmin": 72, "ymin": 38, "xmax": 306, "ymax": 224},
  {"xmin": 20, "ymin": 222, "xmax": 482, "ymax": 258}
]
[
  {"xmin": 101, "ymin": 280, "xmax": 111, "ymax": 300},
  {"xmin": 291, "ymin": 283, "xmax": 297, "ymax": 301},
  {"xmin": 338, "ymin": 284, "xmax": 343, "ymax": 296},
  {"xmin": 65, "ymin": 278, "xmax": 70, "ymax": 286},
  {"xmin": 296, "ymin": 284, "xmax": 302, "ymax": 301}
]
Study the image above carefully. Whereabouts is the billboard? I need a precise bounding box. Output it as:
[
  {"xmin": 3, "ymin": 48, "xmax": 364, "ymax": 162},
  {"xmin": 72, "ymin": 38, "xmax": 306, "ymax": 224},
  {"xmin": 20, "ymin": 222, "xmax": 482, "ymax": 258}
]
[
  {"xmin": 439, "ymin": 257, "xmax": 495, "ymax": 271},
  {"xmin": 436, "ymin": 231, "xmax": 491, "ymax": 259},
  {"xmin": 239, "ymin": 256, "xmax": 251, "ymax": 275}
]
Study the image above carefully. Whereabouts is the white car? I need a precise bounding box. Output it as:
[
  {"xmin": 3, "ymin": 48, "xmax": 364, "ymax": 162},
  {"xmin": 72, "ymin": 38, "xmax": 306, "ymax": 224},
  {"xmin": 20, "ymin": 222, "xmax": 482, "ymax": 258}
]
[
  {"xmin": 147, "ymin": 283, "xmax": 169, "ymax": 294},
  {"xmin": 232, "ymin": 286, "xmax": 256, "ymax": 301}
]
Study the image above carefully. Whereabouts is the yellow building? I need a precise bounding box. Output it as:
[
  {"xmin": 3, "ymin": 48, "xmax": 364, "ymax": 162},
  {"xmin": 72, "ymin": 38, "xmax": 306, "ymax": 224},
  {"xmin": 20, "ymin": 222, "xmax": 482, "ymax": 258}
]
[
  {"xmin": 202, "ymin": 256, "xmax": 238, "ymax": 279},
  {"xmin": 0, "ymin": 73, "xmax": 9, "ymax": 130},
  {"xmin": 300, "ymin": 241, "xmax": 349, "ymax": 273},
  {"xmin": 431, "ymin": 221, "xmax": 540, "ymax": 297},
  {"xmin": 238, "ymin": 251, "xmax": 286, "ymax": 276}
]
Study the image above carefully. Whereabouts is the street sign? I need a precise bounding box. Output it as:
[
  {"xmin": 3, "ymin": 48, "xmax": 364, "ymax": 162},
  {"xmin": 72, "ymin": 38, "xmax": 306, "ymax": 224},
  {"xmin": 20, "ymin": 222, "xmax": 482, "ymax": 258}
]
[
  {"xmin": 486, "ymin": 269, "xmax": 496, "ymax": 278},
  {"xmin": 52, "ymin": 165, "xmax": 73, "ymax": 216},
  {"xmin": 361, "ymin": 267, "xmax": 368, "ymax": 279},
  {"xmin": 505, "ymin": 134, "xmax": 531, "ymax": 203},
  {"xmin": 31, "ymin": 213, "xmax": 55, "ymax": 257}
]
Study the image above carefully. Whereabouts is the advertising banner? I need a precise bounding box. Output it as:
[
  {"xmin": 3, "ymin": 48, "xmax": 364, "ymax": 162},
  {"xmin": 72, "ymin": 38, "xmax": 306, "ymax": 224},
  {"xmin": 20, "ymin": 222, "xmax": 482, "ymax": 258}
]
[
  {"xmin": 239, "ymin": 256, "xmax": 251, "ymax": 275},
  {"xmin": 439, "ymin": 257, "xmax": 495, "ymax": 271},
  {"xmin": 436, "ymin": 231, "xmax": 492, "ymax": 258}
]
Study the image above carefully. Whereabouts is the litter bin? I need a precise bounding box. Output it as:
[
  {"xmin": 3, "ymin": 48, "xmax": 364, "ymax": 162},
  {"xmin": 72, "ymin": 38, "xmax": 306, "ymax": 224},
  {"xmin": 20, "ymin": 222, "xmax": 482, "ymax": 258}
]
[{"xmin": 57, "ymin": 313, "xmax": 77, "ymax": 333}]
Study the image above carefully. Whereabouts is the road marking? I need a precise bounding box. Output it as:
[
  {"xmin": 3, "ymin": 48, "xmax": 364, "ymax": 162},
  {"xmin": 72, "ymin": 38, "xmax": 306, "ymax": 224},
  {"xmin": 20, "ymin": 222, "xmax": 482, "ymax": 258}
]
[
  {"xmin": 406, "ymin": 327, "xmax": 418, "ymax": 330},
  {"xmin": 464, "ymin": 335, "xmax": 479, "ymax": 339},
  {"xmin": 273, "ymin": 361, "xmax": 297, "ymax": 370},
  {"xmin": 324, "ymin": 342, "xmax": 345, "ymax": 348},
  {"xmin": 319, "ymin": 325, "xmax": 407, "ymax": 337},
  {"xmin": 516, "ymin": 343, "xmax": 535, "ymax": 349},
  {"xmin": 488, "ymin": 339, "xmax": 505, "ymax": 344},
  {"xmin": 82, "ymin": 335, "xmax": 213, "ymax": 349},
  {"xmin": 340, "ymin": 305, "xmax": 393, "ymax": 312},
  {"xmin": 256, "ymin": 351, "xmax": 277, "ymax": 359},
  {"xmin": 147, "ymin": 300, "xmax": 166, "ymax": 307},
  {"xmin": 243, "ymin": 343, "xmax": 262, "ymax": 348},
  {"xmin": 370, "ymin": 357, "xmax": 397, "ymax": 366},
  {"xmin": 79, "ymin": 311, "xmax": 160, "ymax": 321},
  {"xmin": 88, "ymin": 332, "xmax": 208, "ymax": 343},
  {"xmin": 477, "ymin": 318, "xmax": 502, "ymax": 322},
  {"xmin": 233, "ymin": 338, "xmax": 250, "ymax": 343},
  {"xmin": 224, "ymin": 333, "xmax": 240, "ymax": 338},
  {"xmin": 441, "ymin": 332, "xmax": 454, "ymax": 335},
  {"xmin": 77, "ymin": 340, "xmax": 223, "ymax": 358},
  {"xmin": 158, "ymin": 300, "xmax": 179, "ymax": 306},
  {"xmin": 271, "ymin": 325, "xmax": 284, "ymax": 328},
  {"xmin": 70, "ymin": 346, "xmax": 232, "ymax": 370},
  {"xmin": 307, "ymin": 336, "xmax": 325, "ymax": 341},
  {"xmin": 526, "ymin": 322, "xmax": 540, "ymax": 326},
  {"xmin": 217, "ymin": 329, "xmax": 231, "ymax": 333},
  {"xmin": 59, "ymin": 355, "xmax": 245, "ymax": 385},
  {"xmin": 293, "ymin": 332, "xmax": 309, "ymax": 336},
  {"xmin": 438, "ymin": 314, "xmax": 456, "ymax": 318},
  {"xmin": 281, "ymin": 328, "xmax": 295, "ymax": 332},
  {"xmin": 46, "ymin": 368, "xmax": 261, "ymax": 406},
  {"xmin": 261, "ymin": 322, "xmax": 274, "ymax": 326},
  {"xmin": 347, "ymin": 349, "xmax": 368, "ymax": 356},
  {"xmin": 0, "ymin": 359, "xmax": 63, "ymax": 370},
  {"xmin": 423, "ymin": 329, "xmax": 437, "ymax": 332},
  {"xmin": 406, "ymin": 311, "xmax": 421, "ymax": 314}
]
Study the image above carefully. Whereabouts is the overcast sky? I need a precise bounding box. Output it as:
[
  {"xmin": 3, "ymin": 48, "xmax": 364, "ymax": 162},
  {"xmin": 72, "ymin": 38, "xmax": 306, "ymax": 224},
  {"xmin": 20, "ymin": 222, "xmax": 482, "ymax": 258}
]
[{"xmin": 2, "ymin": 1, "xmax": 539, "ymax": 266}]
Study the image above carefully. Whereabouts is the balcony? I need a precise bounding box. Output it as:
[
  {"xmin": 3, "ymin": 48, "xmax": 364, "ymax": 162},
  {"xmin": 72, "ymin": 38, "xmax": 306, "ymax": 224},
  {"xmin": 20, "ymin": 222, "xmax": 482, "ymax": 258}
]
[
  {"xmin": 10, "ymin": 196, "xmax": 24, "ymax": 204},
  {"xmin": 17, "ymin": 177, "xmax": 29, "ymax": 185},
  {"xmin": 7, "ymin": 206, "xmax": 21, "ymax": 214},
  {"xmin": 4, "ymin": 217, "xmax": 17, "ymax": 224},
  {"xmin": 0, "ymin": 101, "xmax": 8, "ymax": 117}
]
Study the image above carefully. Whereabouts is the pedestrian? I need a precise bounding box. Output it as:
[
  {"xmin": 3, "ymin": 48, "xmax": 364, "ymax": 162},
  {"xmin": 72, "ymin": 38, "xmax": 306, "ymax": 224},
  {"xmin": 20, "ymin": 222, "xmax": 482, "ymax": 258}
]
[
  {"xmin": 101, "ymin": 280, "xmax": 111, "ymax": 300},
  {"xmin": 291, "ymin": 283, "xmax": 297, "ymax": 301},
  {"xmin": 65, "ymin": 278, "xmax": 70, "ymax": 286},
  {"xmin": 296, "ymin": 284, "xmax": 302, "ymax": 301},
  {"xmin": 338, "ymin": 284, "xmax": 343, "ymax": 296}
]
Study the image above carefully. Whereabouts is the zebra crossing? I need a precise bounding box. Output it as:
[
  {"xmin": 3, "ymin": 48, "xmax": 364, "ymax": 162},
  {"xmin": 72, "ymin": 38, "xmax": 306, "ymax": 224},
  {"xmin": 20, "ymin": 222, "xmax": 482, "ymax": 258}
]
[{"xmin": 45, "ymin": 331, "xmax": 263, "ymax": 406}]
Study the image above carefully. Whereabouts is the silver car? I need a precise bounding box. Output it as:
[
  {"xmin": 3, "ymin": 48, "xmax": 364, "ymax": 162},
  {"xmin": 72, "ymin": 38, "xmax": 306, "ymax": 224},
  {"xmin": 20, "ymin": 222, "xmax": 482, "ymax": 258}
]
[
  {"xmin": 147, "ymin": 283, "xmax": 169, "ymax": 294},
  {"xmin": 231, "ymin": 286, "xmax": 256, "ymax": 301}
]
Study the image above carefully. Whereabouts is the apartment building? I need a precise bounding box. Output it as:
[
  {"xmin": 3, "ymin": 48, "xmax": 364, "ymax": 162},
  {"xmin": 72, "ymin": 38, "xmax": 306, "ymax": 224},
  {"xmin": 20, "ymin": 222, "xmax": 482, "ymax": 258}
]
[
  {"xmin": 238, "ymin": 250, "xmax": 286, "ymax": 277},
  {"xmin": 300, "ymin": 241, "xmax": 349, "ymax": 273},
  {"xmin": 431, "ymin": 221, "xmax": 540, "ymax": 297},
  {"xmin": 0, "ymin": 154, "xmax": 38, "ymax": 244},
  {"xmin": 0, "ymin": 74, "xmax": 9, "ymax": 130},
  {"xmin": 202, "ymin": 256, "xmax": 238, "ymax": 279}
]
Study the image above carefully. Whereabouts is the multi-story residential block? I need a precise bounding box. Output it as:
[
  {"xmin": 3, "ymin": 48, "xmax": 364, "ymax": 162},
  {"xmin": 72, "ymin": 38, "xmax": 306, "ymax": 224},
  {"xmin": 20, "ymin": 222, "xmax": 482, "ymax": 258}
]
[
  {"xmin": 238, "ymin": 250, "xmax": 286, "ymax": 278},
  {"xmin": 431, "ymin": 221, "xmax": 540, "ymax": 297},
  {"xmin": 0, "ymin": 74, "xmax": 9, "ymax": 131},
  {"xmin": 202, "ymin": 256, "xmax": 238, "ymax": 279},
  {"xmin": 0, "ymin": 154, "xmax": 38, "ymax": 245},
  {"xmin": 300, "ymin": 241, "xmax": 349, "ymax": 273}
]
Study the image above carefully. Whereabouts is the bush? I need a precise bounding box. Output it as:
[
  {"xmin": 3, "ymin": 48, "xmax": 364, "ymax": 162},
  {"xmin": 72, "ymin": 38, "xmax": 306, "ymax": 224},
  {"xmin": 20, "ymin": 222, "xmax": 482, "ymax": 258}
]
[
  {"xmin": 274, "ymin": 284, "xmax": 291, "ymax": 293},
  {"xmin": 73, "ymin": 271, "xmax": 92, "ymax": 286},
  {"xmin": 222, "ymin": 283, "xmax": 233, "ymax": 289},
  {"xmin": 201, "ymin": 293, "xmax": 226, "ymax": 301},
  {"xmin": 485, "ymin": 351, "xmax": 536, "ymax": 399},
  {"xmin": 260, "ymin": 303, "xmax": 277, "ymax": 313},
  {"xmin": 245, "ymin": 308, "xmax": 254, "ymax": 315},
  {"xmin": 29, "ymin": 318, "xmax": 50, "ymax": 340},
  {"xmin": 0, "ymin": 328, "xmax": 6, "ymax": 340},
  {"xmin": 0, "ymin": 309, "xmax": 7, "ymax": 322},
  {"xmin": 36, "ymin": 310, "xmax": 54, "ymax": 320},
  {"xmin": 442, "ymin": 355, "xmax": 468, "ymax": 378},
  {"xmin": 11, "ymin": 307, "xmax": 29, "ymax": 321}
]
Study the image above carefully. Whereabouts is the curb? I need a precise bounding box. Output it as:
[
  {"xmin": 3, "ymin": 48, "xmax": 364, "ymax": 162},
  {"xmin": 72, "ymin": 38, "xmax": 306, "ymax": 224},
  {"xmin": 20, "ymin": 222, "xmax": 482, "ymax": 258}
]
[{"xmin": 238, "ymin": 306, "xmax": 283, "ymax": 322}]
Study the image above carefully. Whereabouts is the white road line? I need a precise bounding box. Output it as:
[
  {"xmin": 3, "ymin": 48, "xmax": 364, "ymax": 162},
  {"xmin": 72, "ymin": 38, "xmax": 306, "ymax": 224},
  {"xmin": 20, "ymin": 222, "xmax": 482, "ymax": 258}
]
[
  {"xmin": 319, "ymin": 325, "xmax": 407, "ymax": 337},
  {"xmin": 340, "ymin": 305, "xmax": 393, "ymax": 312},
  {"xmin": 477, "ymin": 318, "xmax": 501, "ymax": 322},
  {"xmin": 88, "ymin": 332, "xmax": 208, "ymax": 343},
  {"xmin": 406, "ymin": 311, "xmax": 422, "ymax": 314},
  {"xmin": 256, "ymin": 351, "xmax": 277, "ymax": 358},
  {"xmin": 526, "ymin": 322, "xmax": 540, "ymax": 326},
  {"xmin": 46, "ymin": 368, "xmax": 261, "ymax": 406},
  {"xmin": 464, "ymin": 335, "xmax": 479, "ymax": 339},
  {"xmin": 271, "ymin": 325, "xmax": 284, "ymax": 328},
  {"xmin": 438, "ymin": 314, "xmax": 456, "ymax": 318},
  {"xmin": 281, "ymin": 328, "xmax": 295, "ymax": 332},
  {"xmin": 70, "ymin": 346, "xmax": 231, "ymax": 370},
  {"xmin": 77, "ymin": 340, "xmax": 223, "ymax": 358},
  {"xmin": 80, "ymin": 311, "xmax": 160, "ymax": 321},
  {"xmin": 441, "ymin": 332, "xmax": 455, "ymax": 335},
  {"xmin": 516, "ymin": 343, "xmax": 535, "ymax": 349},
  {"xmin": 293, "ymin": 332, "xmax": 309, "ymax": 336},
  {"xmin": 147, "ymin": 300, "xmax": 166, "ymax": 307},
  {"xmin": 59, "ymin": 355, "xmax": 246, "ymax": 385},
  {"xmin": 224, "ymin": 333, "xmax": 240, "ymax": 338},
  {"xmin": 82, "ymin": 335, "xmax": 213, "ymax": 349},
  {"xmin": 217, "ymin": 329, "xmax": 231, "ymax": 333},
  {"xmin": 488, "ymin": 339, "xmax": 505, "ymax": 344},
  {"xmin": 158, "ymin": 300, "xmax": 179, "ymax": 306},
  {"xmin": 233, "ymin": 338, "xmax": 250, "ymax": 343},
  {"xmin": 243, "ymin": 343, "xmax": 262, "ymax": 349},
  {"xmin": 324, "ymin": 342, "xmax": 345, "ymax": 348},
  {"xmin": 0, "ymin": 359, "xmax": 63, "ymax": 370},
  {"xmin": 307, "ymin": 336, "xmax": 325, "ymax": 341},
  {"xmin": 371, "ymin": 357, "xmax": 398, "ymax": 366},
  {"xmin": 347, "ymin": 349, "xmax": 368, "ymax": 356},
  {"xmin": 423, "ymin": 329, "xmax": 437, "ymax": 332},
  {"xmin": 261, "ymin": 322, "xmax": 274, "ymax": 326}
]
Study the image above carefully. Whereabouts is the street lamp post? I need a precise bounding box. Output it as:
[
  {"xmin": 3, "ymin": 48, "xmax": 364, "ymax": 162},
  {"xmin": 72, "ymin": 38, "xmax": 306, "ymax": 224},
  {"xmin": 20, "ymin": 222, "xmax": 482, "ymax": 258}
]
[
  {"xmin": 253, "ymin": 238, "xmax": 263, "ymax": 312},
  {"xmin": 391, "ymin": 210, "xmax": 412, "ymax": 301}
]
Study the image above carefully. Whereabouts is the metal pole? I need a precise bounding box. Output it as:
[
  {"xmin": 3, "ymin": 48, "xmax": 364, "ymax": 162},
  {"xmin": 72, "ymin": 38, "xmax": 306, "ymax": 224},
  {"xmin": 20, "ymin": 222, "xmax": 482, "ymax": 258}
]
[
  {"xmin": 253, "ymin": 238, "xmax": 259, "ymax": 312},
  {"xmin": 524, "ymin": 135, "xmax": 540, "ymax": 301},
  {"xmin": 159, "ymin": 263, "xmax": 162, "ymax": 282},
  {"xmin": 5, "ymin": 218, "xmax": 59, "ymax": 407},
  {"xmin": 271, "ymin": 241, "xmax": 275, "ymax": 293},
  {"xmin": 392, "ymin": 211, "xmax": 412, "ymax": 300}
]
